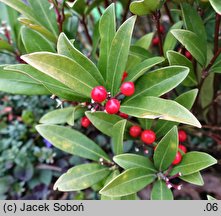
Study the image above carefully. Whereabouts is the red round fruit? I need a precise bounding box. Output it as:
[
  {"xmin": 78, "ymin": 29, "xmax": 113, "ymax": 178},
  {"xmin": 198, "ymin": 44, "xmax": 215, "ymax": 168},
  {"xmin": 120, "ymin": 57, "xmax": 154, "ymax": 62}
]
[
  {"xmin": 81, "ymin": 116, "xmax": 91, "ymax": 128},
  {"xmin": 152, "ymin": 37, "xmax": 159, "ymax": 46},
  {"xmin": 119, "ymin": 112, "xmax": 129, "ymax": 119},
  {"xmin": 159, "ymin": 25, "xmax": 165, "ymax": 34},
  {"xmin": 91, "ymin": 86, "xmax": 107, "ymax": 103},
  {"xmin": 120, "ymin": 82, "xmax": 135, "ymax": 96},
  {"xmin": 121, "ymin": 71, "xmax": 128, "ymax": 82},
  {"xmin": 172, "ymin": 151, "xmax": 182, "ymax": 165},
  {"xmin": 179, "ymin": 144, "xmax": 187, "ymax": 153},
  {"xmin": 185, "ymin": 50, "xmax": 192, "ymax": 60},
  {"xmin": 141, "ymin": 130, "xmax": 156, "ymax": 145},
  {"xmin": 178, "ymin": 130, "xmax": 187, "ymax": 142},
  {"xmin": 105, "ymin": 99, "xmax": 120, "ymax": 114},
  {"xmin": 129, "ymin": 125, "xmax": 142, "ymax": 138}
]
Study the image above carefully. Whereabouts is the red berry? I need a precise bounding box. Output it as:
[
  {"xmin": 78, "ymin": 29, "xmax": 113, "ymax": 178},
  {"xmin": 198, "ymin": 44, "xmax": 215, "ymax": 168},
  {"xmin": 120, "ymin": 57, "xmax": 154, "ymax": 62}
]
[
  {"xmin": 178, "ymin": 130, "xmax": 187, "ymax": 142},
  {"xmin": 129, "ymin": 125, "xmax": 142, "ymax": 138},
  {"xmin": 119, "ymin": 112, "xmax": 129, "ymax": 119},
  {"xmin": 159, "ymin": 25, "xmax": 165, "ymax": 34},
  {"xmin": 120, "ymin": 82, "xmax": 135, "ymax": 96},
  {"xmin": 81, "ymin": 116, "xmax": 91, "ymax": 128},
  {"xmin": 179, "ymin": 144, "xmax": 187, "ymax": 153},
  {"xmin": 185, "ymin": 50, "xmax": 192, "ymax": 60},
  {"xmin": 121, "ymin": 71, "xmax": 128, "ymax": 82},
  {"xmin": 152, "ymin": 37, "xmax": 159, "ymax": 46},
  {"xmin": 105, "ymin": 99, "xmax": 120, "ymax": 114},
  {"xmin": 91, "ymin": 86, "xmax": 107, "ymax": 103},
  {"xmin": 141, "ymin": 130, "xmax": 156, "ymax": 145},
  {"xmin": 172, "ymin": 151, "xmax": 182, "ymax": 165}
]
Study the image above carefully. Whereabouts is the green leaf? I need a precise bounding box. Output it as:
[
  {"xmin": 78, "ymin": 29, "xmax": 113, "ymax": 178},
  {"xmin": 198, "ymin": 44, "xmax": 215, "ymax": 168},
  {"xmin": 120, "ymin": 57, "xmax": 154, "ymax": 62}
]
[
  {"xmin": 21, "ymin": 52, "xmax": 99, "ymax": 98},
  {"xmin": 5, "ymin": 64, "xmax": 87, "ymax": 101},
  {"xmin": 106, "ymin": 16, "xmax": 136, "ymax": 95},
  {"xmin": 209, "ymin": 0, "xmax": 221, "ymax": 18},
  {"xmin": 54, "ymin": 163, "xmax": 111, "ymax": 191},
  {"xmin": 57, "ymin": 33, "xmax": 104, "ymax": 85},
  {"xmin": 113, "ymin": 153, "xmax": 156, "ymax": 172},
  {"xmin": 0, "ymin": 40, "xmax": 14, "ymax": 52},
  {"xmin": 101, "ymin": 170, "xmax": 121, "ymax": 200},
  {"xmin": 151, "ymin": 180, "xmax": 173, "ymax": 200},
  {"xmin": 36, "ymin": 124, "xmax": 110, "ymax": 162},
  {"xmin": 40, "ymin": 106, "xmax": 86, "ymax": 126},
  {"xmin": 124, "ymin": 66, "xmax": 189, "ymax": 103},
  {"xmin": 0, "ymin": 66, "xmax": 49, "ymax": 95},
  {"xmin": 98, "ymin": 4, "xmax": 116, "ymax": 79},
  {"xmin": 113, "ymin": 120, "xmax": 127, "ymax": 155},
  {"xmin": 207, "ymin": 195, "xmax": 216, "ymax": 200},
  {"xmin": 130, "ymin": 0, "xmax": 161, "ymax": 16},
  {"xmin": 155, "ymin": 89, "xmax": 198, "ymax": 137},
  {"xmin": 21, "ymin": 27, "xmax": 55, "ymax": 53},
  {"xmin": 121, "ymin": 96, "xmax": 201, "ymax": 128},
  {"xmin": 69, "ymin": 0, "xmax": 87, "ymax": 15},
  {"xmin": 135, "ymin": 32, "xmax": 154, "ymax": 50},
  {"xmin": 28, "ymin": 0, "xmax": 59, "ymax": 37},
  {"xmin": 167, "ymin": 51, "xmax": 197, "ymax": 87},
  {"xmin": 179, "ymin": 172, "xmax": 204, "ymax": 186},
  {"xmin": 170, "ymin": 152, "xmax": 217, "ymax": 176},
  {"xmin": 181, "ymin": 3, "xmax": 207, "ymax": 44},
  {"xmin": 85, "ymin": 111, "xmax": 132, "ymax": 137},
  {"xmin": 99, "ymin": 167, "xmax": 156, "ymax": 197},
  {"xmin": 126, "ymin": 57, "xmax": 165, "ymax": 82},
  {"xmin": 163, "ymin": 21, "xmax": 183, "ymax": 56},
  {"xmin": 211, "ymin": 55, "xmax": 221, "ymax": 74},
  {"xmin": 171, "ymin": 29, "xmax": 207, "ymax": 66},
  {"xmin": 154, "ymin": 126, "xmax": 178, "ymax": 171}
]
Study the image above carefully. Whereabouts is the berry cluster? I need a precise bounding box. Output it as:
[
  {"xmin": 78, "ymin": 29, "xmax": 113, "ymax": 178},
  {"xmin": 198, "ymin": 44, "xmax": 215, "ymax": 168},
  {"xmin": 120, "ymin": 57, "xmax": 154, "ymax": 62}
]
[{"xmin": 129, "ymin": 125, "xmax": 156, "ymax": 145}]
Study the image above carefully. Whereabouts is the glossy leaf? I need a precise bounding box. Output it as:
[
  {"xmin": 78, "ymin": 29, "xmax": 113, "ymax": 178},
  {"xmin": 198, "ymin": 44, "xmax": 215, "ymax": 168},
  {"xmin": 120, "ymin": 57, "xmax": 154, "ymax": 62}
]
[
  {"xmin": 163, "ymin": 21, "xmax": 183, "ymax": 56},
  {"xmin": 135, "ymin": 32, "xmax": 154, "ymax": 50},
  {"xmin": 121, "ymin": 96, "xmax": 201, "ymax": 128},
  {"xmin": 154, "ymin": 126, "xmax": 178, "ymax": 171},
  {"xmin": 209, "ymin": 0, "xmax": 221, "ymax": 17},
  {"xmin": 99, "ymin": 168, "xmax": 156, "ymax": 197},
  {"xmin": 98, "ymin": 4, "xmax": 116, "ymax": 79},
  {"xmin": 180, "ymin": 172, "xmax": 204, "ymax": 186},
  {"xmin": 5, "ymin": 64, "xmax": 87, "ymax": 101},
  {"xmin": 21, "ymin": 52, "xmax": 99, "ymax": 97},
  {"xmin": 101, "ymin": 170, "xmax": 121, "ymax": 200},
  {"xmin": 36, "ymin": 124, "xmax": 110, "ymax": 162},
  {"xmin": 106, "ymin": 16, "xmax": 136, "ymax": 95},
  {"xmin": 0, "ymin": 66, "xmax": 49, "ymax": 95},
  {"xmin": 167, "ymin": 51, "xmax": 197, "ymax": 86},
  {"xmin": 151, "ymin": 180, "xmax": 173, "ymax": 200},
  {"xmin": 124, "ymin": 66, "xmax": 189, "ymax": 103},
  {"xmin": 0, "ymin": 40, "xmax": 14, "ymax": 52},
  {"xmin": 126, "ymin": 57, "xmax": 165, "ymax": 82},
  {"xmin": 113, "ymin": 120, "xmax": 127, "ymax": 155},
  {"xmin": 170, "ymin": 152, "xmax": 217, "ymax": 176},
  {"xmin": 113, "ymin": 153, "xmax": 156, "ymax": 172},
  {"xmin": 155, "ymin": 89, "xmax": 198, "ymax": 137},
  {"xmin": 130, "ymin": 0, "xmax": 161, "ymax": 16},
  {"xmin": 171, "ymin": 29, "xmax": 207, "ymax": 66},
  {"xmin": 57, "ymin": 33, "xmax": 104, "ymax": 85},
  {"xmin": 86, "ymin": 111, "xmax": 132, "ymax": 137},
  {"xmin": 40, "ymin": 106, "xmax": 86, "ymax": 126},
  {"xmin": 181, "ymin": 3, "xmax": 207, "ymax": 43},
  {"xmin": 54, "ymin": 163, "xmax": 111, "ymax": 191},
  {"xmin": 21, "ymin": 27, "xmax": 55, "ymax": 53}
]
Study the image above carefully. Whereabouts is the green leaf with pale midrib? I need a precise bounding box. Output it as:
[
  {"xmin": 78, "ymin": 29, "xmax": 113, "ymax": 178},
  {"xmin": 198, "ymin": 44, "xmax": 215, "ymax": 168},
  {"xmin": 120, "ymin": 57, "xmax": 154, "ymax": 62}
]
[
  {"xmin": 113, "ymin": 153, "xmax": 156, "ymax": 172},
  {"xmin": 100, "ymin": 167, "xmax": 156, "ymax": 197},
  {"xmin": 107, "ymin": 16, "xmax": 136, "ymax": 95},
  {"xmin": 179, "ymin": 172, "xmax": 204, "ymax": 186},
  {"xmin": 121, "ymin": 96, "xmax": 201, "ymax": 128},
  {"xmin": 36, "ymin": 124, "xmax": 110, "ymax": 162},
  {"xmin": 151, "ymin": 180, "xmax": 173, "ymax": 200},
  {"xmin": 124, "ymin": 66, "xmax": 189, "ymax": 104},
  {"xmin": 21, "ymin": 52, "xmax": 99, "ymax": 97},
  {"xmin": 54, "ymin": 163, "xmax": 111, "ymax": 191},
  {"xmin": 170, "ymin": 152, "xmax": 217, "ymax": 176},
  {"xmin": 154, "ymin": 126, "xmax": 178, "ymax": 171}
]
